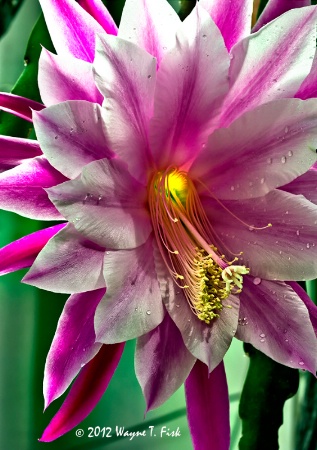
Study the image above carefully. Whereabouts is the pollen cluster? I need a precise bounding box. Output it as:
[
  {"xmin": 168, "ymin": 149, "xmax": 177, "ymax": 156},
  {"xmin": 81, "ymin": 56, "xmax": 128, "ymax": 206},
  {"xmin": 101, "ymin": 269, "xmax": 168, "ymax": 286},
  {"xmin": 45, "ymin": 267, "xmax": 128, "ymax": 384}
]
[
  {"xmin": 148, "ymin": 167, "xmax": 248, "ymax": 325},
  {"xmin": 192, "ymin": 248, "xmax": 228, "ymax": 323}
]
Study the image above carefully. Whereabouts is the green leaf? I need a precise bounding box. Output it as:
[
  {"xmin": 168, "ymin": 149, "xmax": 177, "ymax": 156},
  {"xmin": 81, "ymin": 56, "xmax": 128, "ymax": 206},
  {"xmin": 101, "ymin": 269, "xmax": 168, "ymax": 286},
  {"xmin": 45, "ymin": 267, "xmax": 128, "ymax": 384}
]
[
  {"xmin": 0, "ymin": 0, "xmax": 25, "ymax": 38},
  {"xmin": 177, "ymin": 0, "xmax": 196, "ymax": 20},
  {"xmin": 102, "ymin": 0, "xmax": 125, "ymax": 26},
  {"xmin": 0, "ymin": 12, "xmax": 54, "ymax": 138},
  {"xmin": 295, "ymin": 372, "xmax": 317, "ymax": 450},
  {"xmin": 239, "ymin": 344, "xmax": 299, "ymax": 450}
]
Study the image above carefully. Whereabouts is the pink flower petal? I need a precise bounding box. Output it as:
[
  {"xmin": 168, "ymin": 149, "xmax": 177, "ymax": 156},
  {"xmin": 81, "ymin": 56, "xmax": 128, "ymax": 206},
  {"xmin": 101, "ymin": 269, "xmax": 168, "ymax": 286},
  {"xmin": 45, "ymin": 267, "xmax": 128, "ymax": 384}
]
[
  {"xmin": 280, "ymin": 168, "xmax": 317, "ymax": 205},
  {"xmin": 39, "ymin": 343, "xmax": 125, "ymax": 442},
  {"xmin": 95, "ymin": 235, "xmax": 164, "ymax": 343},
  {"xmin": 0, "ymin": 135, "xmax": 42, "ymax": 169},
  {"xmin": 38, "ymin": 49, "xmax": 103, "ymax": 106},
  {"xmin": 203, "ymin": 190, "xmax": 317, "ymax": 281},
  {"xmin": 200, "ymin": 0, "xmax": 253, "ymax": 50},
  {"xmin": 185, "ymin": 361, "xmax": 230, "ymax": 450},
  {"xmin": 23, "ymin": 224, "xmax": 106, "ymax": 294},
  {"xmin": 0, "ymin": 223, "xmax": 66, "ymax": 276},
  {"xmin": 296, "ymin": 50, "xmax": 317, "ymax": 100},
  {"xmin": 33, "ymin": 101, "xmax": 113, "ymax": 179},
  {"xmin": 288, "ymin": 281, "xmax": 317, "ymax": 337},
  {"xmin": 44, "ymin": 288, "xmax": 105, "ymax": 408},
  {"xmin": 220, "ymin": 7, "xmax": 317, "ymax": 126},
  {"xmin": 38, "ymin": 0, "xmax": 105, "ymax": 62},
  {"xmin": 149, "ymin": 4, "xmax": 230, "ymax": 170},
  {"xmin": 236, "ymin": 277, "xmax": 317, "ymax": 373},
  {"xmin": 0, "ymin": 156, "xmax": 66, "ymax": 220},
  {"xmin": 0, "ymin": 92, "xmax": 44, "ymax": 122},
  {"xmin": 191, "ymin": 98, "xmax": 317, "ymax": 200},
  {"xmin": 155, "ymin": 252, "xmax": 239, "ymax": 371},
  {"xmin": 253, "ymin": 0, "xmax": 311, "ymax": 32},
  {"xmin": 119, "ymin": 0, "xmax": 180, "ymax": 66},
  {"xmin": 47, "ymin": 158, "xmax": 152, "ymax": 249},
  {"xmin": 93, "ymin": 34, "xmax": 156, "ymax": 182},
  {"xmin": 77, "ymin": 0, "xmax": 118, "ymax": 35},
  {"xmin": 135, "ymin": 313, "xmax": 196, "ymax": 411}
]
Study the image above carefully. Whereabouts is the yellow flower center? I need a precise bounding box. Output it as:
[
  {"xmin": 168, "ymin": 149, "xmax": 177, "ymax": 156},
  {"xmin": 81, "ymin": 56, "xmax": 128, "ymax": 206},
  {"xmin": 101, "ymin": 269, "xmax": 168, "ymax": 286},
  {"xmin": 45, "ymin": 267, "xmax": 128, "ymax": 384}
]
[{"xmin": 148, "ymin": 167, "xmax": 249, "ymax": 324}]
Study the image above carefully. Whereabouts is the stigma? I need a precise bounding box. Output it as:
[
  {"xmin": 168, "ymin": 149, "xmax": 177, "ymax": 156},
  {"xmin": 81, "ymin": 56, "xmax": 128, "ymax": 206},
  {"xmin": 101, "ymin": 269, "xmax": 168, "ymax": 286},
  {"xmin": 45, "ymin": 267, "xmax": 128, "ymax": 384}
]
[{"xmin": 148, "ymin": 167, "xmax": 250, "ymax": 325}]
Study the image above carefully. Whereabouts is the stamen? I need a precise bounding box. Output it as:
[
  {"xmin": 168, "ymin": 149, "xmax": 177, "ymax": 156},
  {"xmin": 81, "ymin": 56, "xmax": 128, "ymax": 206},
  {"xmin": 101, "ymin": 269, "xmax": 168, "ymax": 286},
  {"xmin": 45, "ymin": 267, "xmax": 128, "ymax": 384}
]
[
  {"xmin": 148, "ymin": 168, "xmax": 249, "ymax": 325},
  {"xmin": 196, "ymin": 178, "xmax": 273, "ymax": 231}
]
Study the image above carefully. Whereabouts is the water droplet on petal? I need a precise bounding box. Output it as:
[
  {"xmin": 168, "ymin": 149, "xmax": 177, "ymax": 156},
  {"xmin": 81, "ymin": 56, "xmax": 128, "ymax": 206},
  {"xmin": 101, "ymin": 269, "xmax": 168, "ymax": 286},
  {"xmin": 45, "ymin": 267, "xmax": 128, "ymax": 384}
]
[
  {"xmin": 260, "ymin": 178, "xmax": 265, "ymax": 184},
  {"xmin": 307, "ymin": 243, "xmax": 310, "ymax": 249},
  {"xmin": 135, "ymin": 307, "xmax": 138, "ymax": 311},
  {"xmin": 80, "ymin": 363, "xmax": 85, "ymax": 368},
  {"xmin": 230, "ymin": 186, "xmax": 235, "ymax": 191},
  {"xmin": 260, "ymin": 333, "xmax": 266, "ymax": 338},
  {"xmin": 288, "ymin": 150, "xmax": 293, "ymax": 157},
  {"xmin": 267, "ymin": 158, "xmax": 273, "ymax": 164},
  {"xmin": 299, "ymin": 361, "xmax": 304, "ymax": 366},
  {"xmin": 147, "ymin": 75, "xmax": 152, "ymax": 79},
  {"xmin": 281, "ymin": 156, "xmax": 286, "ymax": 163},
  {"xmin": 202, "ymin": 34, "xmax": 207, "ymax": 38},
  {"xmin": 146, "ymin": 310, "xmax": 151, "ymax": 315},
  {"xmin": 284, "ymin": 126, "xmax": 289, "ymax": 133},
  {"xmin": 296, "ymin": 230, "xmax": 300, "ymax": 236},
  {"xmin": 253, "ymin": 277, "xmax": 261, "ymax": 285},
  {"xmin": 260, "ymin": 338, "xmax": 265, "ymax": 342}
]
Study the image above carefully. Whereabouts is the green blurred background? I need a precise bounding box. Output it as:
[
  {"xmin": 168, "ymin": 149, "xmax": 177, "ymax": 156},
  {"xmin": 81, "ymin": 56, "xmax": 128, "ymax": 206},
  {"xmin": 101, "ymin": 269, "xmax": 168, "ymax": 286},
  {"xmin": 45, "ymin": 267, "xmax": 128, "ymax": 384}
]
[{"xmin": 0, "ymin": 1, "xmax": 303, "ymax": 449}]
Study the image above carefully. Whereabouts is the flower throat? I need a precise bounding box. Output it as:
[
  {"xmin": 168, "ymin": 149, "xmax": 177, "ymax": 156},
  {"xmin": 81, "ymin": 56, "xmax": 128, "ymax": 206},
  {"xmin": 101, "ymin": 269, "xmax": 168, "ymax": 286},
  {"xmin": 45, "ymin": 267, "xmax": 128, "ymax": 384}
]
[{"xmin": 148, "ymin": 168, "xmax": 249, "ymax": 324}]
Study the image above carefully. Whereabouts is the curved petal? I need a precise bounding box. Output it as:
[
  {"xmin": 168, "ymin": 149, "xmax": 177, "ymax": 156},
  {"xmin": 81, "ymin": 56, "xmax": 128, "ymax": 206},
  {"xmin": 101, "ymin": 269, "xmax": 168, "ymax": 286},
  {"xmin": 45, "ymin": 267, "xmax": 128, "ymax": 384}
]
[
  {"xmin": 191, "ymin": 98, "xmax": 317, "ymax": 200},
  {"xmin": 38, "ymin": 0, "xmax": 105, "ymax": 62},
  {"xmin": 0, "ymin": 156, "xmax": 66, "ymax": 220},
  {"xmin": 204, "ymin": 190, "xmax": 317, "ymax": 281},
  {"xmin": 23, "ymin": 224, "xmax": 106, "ymax": 294},
  {"xmin": 280, "ymin": 168, "xmax": 317, "ymax": 205},
  {"xmin": 77, "ymin": 0, "xmax": 117, "ymax": 35},
  {"xmin": 296, "ymin": 49, "xmax": 317, "ymax": 100},
  {"xmin": 253, "ymin": 0, "xmax": 311, "ymax": 32},
  {"xmin": 39, "ymin": 343, "xmax": 125, "ymax": 442},
  {"xmin": 154, "ymin": 250, "xmax": 239, "ymax": 371},
  {"xmin": 33, "ymin": 101, "xmax": 113, "ymax": 179},
  {"xmin": 0, "ymin": 92, "xmax": 44, "ymax": 122},
  {"xmin": 95, "ymin": 235, "xmax": 164, "ymax": 343},
  {"xmin": 185, "ymin": 361, "xmax": 230, "ymax": 450},
  {"xmin": 44, "ymin": 288, "xmax": 105, "ymax": 408},
  {"xmin": 47, "ymin": 158, "xmax": 152, "ymax": 249},
  {"xmin": 0, "ymin": 223, "xmax": 66, "ymax": 276},
  {"xmin": 220, "ymin": 7, "xmax": 317, "ymax": 126},
  {"xmin": 288, "ymin": 281, "xmax": 317, "ymax": 337},
  {"xmin": 93, "ymin": 34, "xmax": 156, "ymax": 182},
  {"xmin": 38, "ymin": 49, "xmax": 103, "ymax": 106},
  {"xmin": 119, "ymin": 0, "xmax": 180, "ymax": 66},
  {"xmin": 200, "ymin": 0, "xmax": 253, "ymax": 50},
  {"xmin": 0, "ymin": 135, "xmax": 42, "ymax": 169},
  {"xmin": 135, "ymin": 313, "xmax": 196, "ymax": 411},
  {"xmin": 236, "ymin": 277, "xmax": 317, "ymax": 373},
  {"xmin": 149, "ymin": 4, "xmax": 230, "ymax": 170}
]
